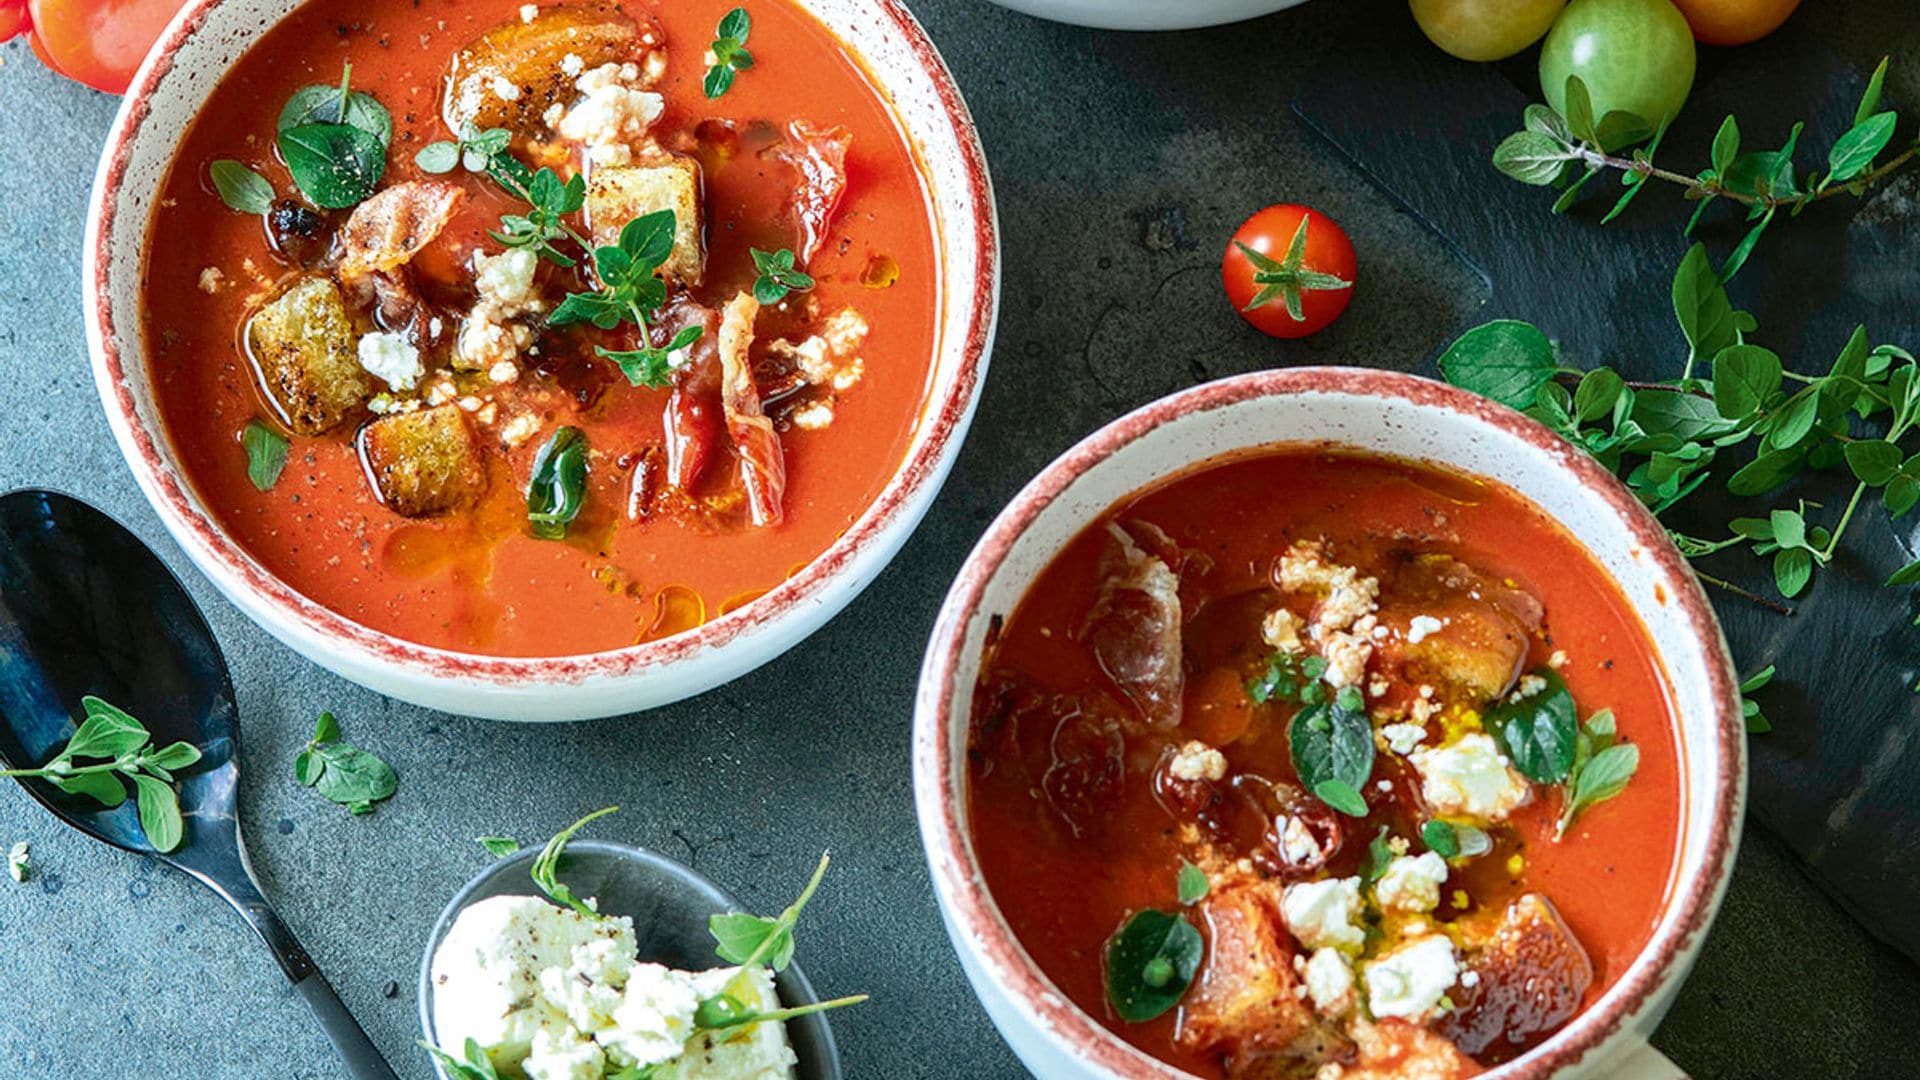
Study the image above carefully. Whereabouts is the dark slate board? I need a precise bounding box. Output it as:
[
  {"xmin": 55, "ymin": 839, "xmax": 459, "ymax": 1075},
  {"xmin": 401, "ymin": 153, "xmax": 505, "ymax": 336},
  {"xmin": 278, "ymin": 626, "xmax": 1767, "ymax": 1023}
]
[{"xmin": 1294, "ymin": 3, "xmax": 1920, "ymax": 963}]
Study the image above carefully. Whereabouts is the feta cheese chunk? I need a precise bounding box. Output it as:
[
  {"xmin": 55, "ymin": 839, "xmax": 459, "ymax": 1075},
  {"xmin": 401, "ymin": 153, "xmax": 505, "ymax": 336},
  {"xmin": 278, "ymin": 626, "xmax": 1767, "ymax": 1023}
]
[
  {"xmin": 1167, "ymin": 740, "xmax": 1228, "ymax": 782},
  {"xmin": 1406, "ymin": 614, "xmax": 1444, "ymax": 644},
  {"xmin": 1281, "ymin": 876, "xmax": 1365, "ymax": 952},
  {"xmin": 1302, "ymin": 947, "xmax": 1355, "ymax": 1017},
  {"xmin": 1375, "ymin": 852, "xmax": 1449, "ymax": 914},
  {"xmin": 1410, "ymin": 733, "xmax": 1532, "ymax": 822},
  {"xmin": 357, "ymin": 331, "xmax": 424, "ymax": 391},
  {"xmin": 557, "ymin": 62, "xmax": 665, "ymax": 166},
  {"xmin": 659, "ymin": 965, "xmax": 800, "ymax": 1079},
  {"xmin": 1364, "ymin": 935, "xmax": 1459, "ymax": 1020},
  {"xmin": 1380, "ymin": 722, "xmax": 1427, "ymax": 756}
]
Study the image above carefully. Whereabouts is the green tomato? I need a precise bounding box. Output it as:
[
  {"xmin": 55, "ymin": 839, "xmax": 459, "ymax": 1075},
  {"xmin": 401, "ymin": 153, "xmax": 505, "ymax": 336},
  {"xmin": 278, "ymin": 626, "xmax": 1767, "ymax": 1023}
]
[
  {"xmin": 1540, "ymin": 0, "xmax": 1696, "ymax": 148},
  {"xmin": 1410, "ymin": 0, "xmax": 1567, "ymax": 62}
]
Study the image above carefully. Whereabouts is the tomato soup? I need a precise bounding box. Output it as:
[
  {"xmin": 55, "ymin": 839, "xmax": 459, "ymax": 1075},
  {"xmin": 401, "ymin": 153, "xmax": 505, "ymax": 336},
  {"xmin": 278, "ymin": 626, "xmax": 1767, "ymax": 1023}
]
[
  {"xmin": 968, "ymin": 448, "xmax": 1681, "ymax": 1078},
  {"xmin": 141, "ymin": 0, "xmax": 939, "ymax": 656}
]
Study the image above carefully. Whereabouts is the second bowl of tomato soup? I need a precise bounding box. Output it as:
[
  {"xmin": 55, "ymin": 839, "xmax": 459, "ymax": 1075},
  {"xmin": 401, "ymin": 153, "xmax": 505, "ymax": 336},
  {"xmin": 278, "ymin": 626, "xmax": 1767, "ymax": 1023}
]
[
  {"xmin": 915, "ymin": 368, "xmax": 1744, "ymax": 1079},
  {"xmin": 86, "ymin": 0, "xmax": 996, "ymax": 719}
]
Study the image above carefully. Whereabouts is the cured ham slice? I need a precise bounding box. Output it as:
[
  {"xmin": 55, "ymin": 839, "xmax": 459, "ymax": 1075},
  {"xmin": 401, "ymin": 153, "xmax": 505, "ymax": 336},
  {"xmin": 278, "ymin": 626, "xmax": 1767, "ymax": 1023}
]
[
  {"xmin": 717, "ymin": 291, "xmax": 786, "ymax": 527},
  {"xmin": 1084, "ymin": 524, "xmax": 1184, "ymax": 728},
  {"xmin": 775, "ymin": 120, "xmax": 851, "ymax": 262}
]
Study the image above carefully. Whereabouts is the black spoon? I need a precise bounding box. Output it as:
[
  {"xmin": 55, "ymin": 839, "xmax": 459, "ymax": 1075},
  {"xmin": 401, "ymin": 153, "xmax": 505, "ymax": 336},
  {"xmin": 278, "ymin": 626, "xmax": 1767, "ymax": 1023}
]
[{"xmin": 0, "ymin": 489, "xmax": 398, "ymax": 1079}]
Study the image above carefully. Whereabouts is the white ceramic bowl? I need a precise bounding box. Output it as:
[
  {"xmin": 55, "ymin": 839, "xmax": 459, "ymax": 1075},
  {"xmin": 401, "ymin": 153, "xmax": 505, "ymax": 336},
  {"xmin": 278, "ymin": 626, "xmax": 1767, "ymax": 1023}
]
[
  {"xmin": 984, "ymin": 0, "xmax": 1311, "ymax": 31},
  {"xmin": 914, "ymin": 367, "xmax": 1745, "ymax": 1079},
  {"xmin": 84, "ymin": 0, "xmax": 998, "ymax": 721}
]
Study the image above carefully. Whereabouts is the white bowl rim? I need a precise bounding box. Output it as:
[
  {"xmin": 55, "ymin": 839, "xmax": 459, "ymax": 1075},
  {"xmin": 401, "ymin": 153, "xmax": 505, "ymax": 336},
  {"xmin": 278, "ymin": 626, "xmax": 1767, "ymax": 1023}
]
[
  {"xmin": 913, "ymin": 366, "xmax": 1746, "ymax": 1079},
  {"xmin": 83, "ymin": 0, "xmax": 999, "ymax": 688}
]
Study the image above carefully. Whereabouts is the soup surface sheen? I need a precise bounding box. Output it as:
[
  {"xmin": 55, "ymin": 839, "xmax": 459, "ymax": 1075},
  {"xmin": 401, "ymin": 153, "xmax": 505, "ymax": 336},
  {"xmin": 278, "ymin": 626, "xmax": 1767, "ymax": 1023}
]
[
  {"xmin": 969, "ymin": 448, "xmax": 1681, "ymax": 1078},
  {"xmin": 143, "ymin": 0, "xmax": 938, "ymax": 656}
]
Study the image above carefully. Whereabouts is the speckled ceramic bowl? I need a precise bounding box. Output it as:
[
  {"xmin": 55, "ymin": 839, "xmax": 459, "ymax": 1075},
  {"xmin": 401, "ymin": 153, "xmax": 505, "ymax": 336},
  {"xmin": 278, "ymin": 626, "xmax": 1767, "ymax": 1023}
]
[
  {"xmin": 419, "ymin": 839, "xmax": 841, "ymax": 1080},
  {"xmin": 914, "ymin": 367, "xmax": 1744, "ymax": 1079},
  {"xmin": 84, "ymin": 0, "xmax": 998, "ymax": 721},
  {"xmin": 983, "ymin": 0, "xmax": 1312, "ymax": 31}
]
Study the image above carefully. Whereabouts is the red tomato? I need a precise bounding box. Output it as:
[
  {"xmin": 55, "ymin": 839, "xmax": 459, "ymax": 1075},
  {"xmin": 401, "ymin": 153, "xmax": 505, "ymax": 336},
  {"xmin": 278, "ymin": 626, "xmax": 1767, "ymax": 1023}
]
[
  {"xmin": 19, "ymin": 0, "xmax": 188, "ymax": 93},
  {"xmin": 1222, "ymin": 205, "xmax": 1356, "ymax": 339},
  {"xmin": 1667, "ymin": 0, "xmax": 1800, "ymax": 45},
  {"xmin": 0, "ymin": 1, "xmax": 30, "ymax": 41}
]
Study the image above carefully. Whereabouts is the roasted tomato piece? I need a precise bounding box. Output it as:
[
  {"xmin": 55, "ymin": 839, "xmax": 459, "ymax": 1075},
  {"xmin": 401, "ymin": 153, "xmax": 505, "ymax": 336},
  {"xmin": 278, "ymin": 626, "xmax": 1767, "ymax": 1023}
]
[
  {"xmin": 715, "ymin": 291, "xmax": 786, "ymax": 527},
  {"xmin": 1084, "ymin": 524, "xmax": 1185, "ymax": 729},
  {"xmin": 1041, "ymin": 709, "xmax": 1127, "ymax": 838}
]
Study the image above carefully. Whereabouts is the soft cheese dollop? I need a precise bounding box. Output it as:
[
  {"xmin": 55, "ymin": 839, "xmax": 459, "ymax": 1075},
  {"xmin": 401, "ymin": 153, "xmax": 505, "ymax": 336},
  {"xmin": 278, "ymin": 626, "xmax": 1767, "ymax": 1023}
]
[{"xmin": 429, "ymin": 894, "xmax": 797, "ymax": 1080}]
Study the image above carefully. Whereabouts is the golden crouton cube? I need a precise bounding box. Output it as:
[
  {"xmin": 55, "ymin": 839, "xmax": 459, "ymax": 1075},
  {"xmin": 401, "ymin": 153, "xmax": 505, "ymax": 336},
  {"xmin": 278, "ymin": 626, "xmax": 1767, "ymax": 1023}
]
[
  {"xmin": 586, "ymin": 157, "xmax": 704, "ymax": 286},
  {"xmin": 443, "ymin": 6, "xmax": 650, "ymax": 137},
  {"xmin": 360, "ymin": 405, "xmax": 488, "ymax": 518},
  {"xmin": 246, "ymin": 276, "xmax": 370, "ymax": 436}
]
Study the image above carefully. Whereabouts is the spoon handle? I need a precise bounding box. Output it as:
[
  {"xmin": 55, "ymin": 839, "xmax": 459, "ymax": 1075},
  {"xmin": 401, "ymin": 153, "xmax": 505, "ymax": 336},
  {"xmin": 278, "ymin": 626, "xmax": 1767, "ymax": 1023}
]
[{"xmin": 294, "ymin": 968, "xmax": 403, "ymax": 1080}]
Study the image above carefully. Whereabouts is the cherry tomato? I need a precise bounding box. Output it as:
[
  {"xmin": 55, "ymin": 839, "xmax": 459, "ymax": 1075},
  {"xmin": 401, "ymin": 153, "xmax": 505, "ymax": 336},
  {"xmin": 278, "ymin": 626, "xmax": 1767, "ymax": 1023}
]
[
  {"xmin": 1667, "ymin": 0, "xmax": 1800, "ymax": 45},
  {"xmin": 1222, "ymin": 205, "xmax": 1356, "ymax": 340},
  {"xmin": 19, "ymin": 0, "xmax": 188, "ymax": 94},
  {"xmin": 0, "ymin": 1, "xmax": 30, "ymax": 41},
  {"xmin": 1540, "ymin": 0, "xmax": 1695, "ymax": 147},
  {"xmin": 1410, "ymin": 0, "xmax": 1567, "ymax": 62}
]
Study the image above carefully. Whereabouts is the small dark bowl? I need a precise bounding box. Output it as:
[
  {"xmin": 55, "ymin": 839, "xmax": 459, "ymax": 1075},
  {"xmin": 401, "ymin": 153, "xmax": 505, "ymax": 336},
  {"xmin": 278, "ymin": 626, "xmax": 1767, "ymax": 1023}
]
[{"xmin": 418, "ymin": 840, "xmax": 842, "ymax": 1079}]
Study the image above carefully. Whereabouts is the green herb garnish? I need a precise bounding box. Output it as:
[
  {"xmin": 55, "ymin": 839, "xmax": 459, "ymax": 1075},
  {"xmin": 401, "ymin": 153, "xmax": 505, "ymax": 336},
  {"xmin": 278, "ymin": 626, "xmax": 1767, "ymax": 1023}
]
[
  {"xmin": 1740, "ymin": 666, "xmax": 1776, "ymax": 734},
  {"xmin": 492, "ymin": 165, "xmax": 587, "ymax": 268},
  {"xmin": 476, "ymin": 836, "xmax": 521, "ymax": 858},
  {"xmin": 1231, "ymin": 214, "xmax": 1352, "ymax": 323},
  {"xmin": 210, "ymin": 160, "xmax": 275, "ymax": 214},
  {"xmin": 548, "ymin": 212, "xmax": 703, "ymax": 387},
  {"xmin": 1175, "ymin": 860, "xmax": 1209, "ymax": 906},
  {"xmin": 293, "ymin": 712, "xmax": 397, "ymax": 815},
  {"xmin": 1247, "ymin": 651, "xmax": 1329, "ymax": 706},
  {"xmin": 1491, "ymin": 61, "xmax": 1913, "ymax": 279},
  {"xmin": 418, "ymin": 1038, "xmax": 501, "ymax": 1080},
  {"xmin": 7, "ymin": 841, "xmax": 29, "ymax": 884},
  {"xmin": 526, "ymin": 426, "xmax": 589, "ymax": 540},
  {"xmin": 0, "ymin": 696, "xmax": 200, "ymax": 853},
  {"xmin": 531, "ymin": 805, "xmax": 619, "ymax": 918},
  {"xmin": 1421, "ymin": 820, "xmax": 1492, "ymax": 860},
  {"xmin": 1103, "ymin": 908, "xmax": 1203, "ymax": 1023},
  {"xmin": 1557, "ymin": 709, "xmax": 1640, "ymax": 838},
  {"xmin": 1484, "ymin": 670, "xmax": 1578, "ymax": 785},
  {"xmin": 241, "ymin": 419, "xmax": 289, "ymax": 491},
  {"xmin": 277, "ymin": 64, "xmax": 389, "ymax": 209},
  {"xmin": 415, "ymin": 126, "xmax": 511, "ymax": 176},
  {"xmin": 750, "ymin": 247, "xmax": 815, "ymax": 306},
  {"xmin": 697, "ymin": 853, "xmax": 867, "ymax": 1031},
  {"xmin": 703, "ymin": 8, "xmax": 754, "ymax": 100},
  {"xmin": 1288, "ymin": 689, "xmax": 1374, "ymax": 818},
  {"xmin": 1361, "ymin": 825, "xmax": 1394, "ymax": 884}
]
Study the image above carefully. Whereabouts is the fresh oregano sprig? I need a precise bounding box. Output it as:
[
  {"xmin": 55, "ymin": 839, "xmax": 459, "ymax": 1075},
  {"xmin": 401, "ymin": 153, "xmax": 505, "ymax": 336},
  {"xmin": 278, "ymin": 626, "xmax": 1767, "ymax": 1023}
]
[
  {"xmin": 704, "ymin": 7, "xmax": 754, "ymax": 100},
  {"xmin": 0, "ymin": 697, "xmax": 201, "ymax": 853},
  {"xmin": 294, "ymin": 712, "xmax": 396, "ymax": 815},
  {"xmin": 548, "ymin": 210, "xmax": 704, "ymax": 387},
  {"xmin": 750, "ymin": 247, "xmax": 815, "ymax": 305},
  {"xmin": 696, "ymin": 853, "xmax": 867, "ymax": 1032},
  {"xmin": 530, "ymin": 805, "xmax": 620, "ymax": 918},
  {"xmin": 1493, "ymin": 61, "xmax": 1916, "ymax": 281}
]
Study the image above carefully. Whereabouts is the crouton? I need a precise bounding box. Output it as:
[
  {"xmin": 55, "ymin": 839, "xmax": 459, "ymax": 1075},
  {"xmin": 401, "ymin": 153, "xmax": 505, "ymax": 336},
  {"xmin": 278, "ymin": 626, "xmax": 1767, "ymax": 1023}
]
[
  {"xmin": 246, "ymin": 276, "xmax": 370, "ymax": 435},
  {"xmin": 1322, "ymin": 1018, "xmax": 1483, "ymax": 1080},
  {"xmin": 360, "ymin": 405, "xmax": 488, "ymax": 517},
  {"xmin": 443, "ymin": 4, "xmax": 652, "ymax": 137},
  {"xmin": 1437, "ymin": 893, "xmax": 1592, "ymax": 1060},
  {"xmin": 1177, "ymin": 880, "xmax": 1339, "ymax": 1074},
  {"xmin": 586, "ymin": 157, "xmax": 704, "ymax": 286},
  {"xmin": 1373, "ymin": 553, "xmax": 1545, "ymax": 706}
]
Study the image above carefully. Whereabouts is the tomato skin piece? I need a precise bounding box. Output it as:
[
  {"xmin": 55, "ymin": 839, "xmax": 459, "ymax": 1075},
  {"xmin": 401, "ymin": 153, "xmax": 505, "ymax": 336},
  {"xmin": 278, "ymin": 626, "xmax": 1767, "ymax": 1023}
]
[
  {"xmin": 25, "ymin": 0, "xmax": 188, "ymax": 94},
  {"xmin": 1667, "ymin": 0, "xmax": 1800, "ymax": 45},
  {"xmin": 1409, "ymin": 0, "xmax": 1567, "ymax": 63},
  {"xmin": 1222, "ymin": 205, "xmax": 1357, "ymax": 340}
]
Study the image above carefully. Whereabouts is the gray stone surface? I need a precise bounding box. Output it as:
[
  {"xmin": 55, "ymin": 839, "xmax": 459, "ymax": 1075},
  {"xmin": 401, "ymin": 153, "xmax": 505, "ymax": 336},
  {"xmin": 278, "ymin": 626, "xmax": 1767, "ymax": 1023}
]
[{"xmin": 0, "ymin": 2, "xmax": 1913, "ymax": 1077}]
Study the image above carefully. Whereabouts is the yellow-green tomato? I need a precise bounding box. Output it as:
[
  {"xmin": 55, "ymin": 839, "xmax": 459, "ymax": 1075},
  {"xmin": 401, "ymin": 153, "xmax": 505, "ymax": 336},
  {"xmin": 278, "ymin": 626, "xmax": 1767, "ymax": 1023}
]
[
  {"xmin": 1541, "ymin": 0, "xmax": 1696, "ymax": 144},
  {"xmin": 1410, "ymin": 0, "xmax": 1568, "ymax": 62}
]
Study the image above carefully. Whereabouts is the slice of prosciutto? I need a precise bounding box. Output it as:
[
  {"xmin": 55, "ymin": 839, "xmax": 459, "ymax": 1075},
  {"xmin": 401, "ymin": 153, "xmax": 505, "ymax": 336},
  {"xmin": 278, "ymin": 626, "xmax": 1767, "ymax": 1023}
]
[
  {"xmin": 1084, "ymin": 524, "xmax": 1184, "ymax": 728},
  {"xmin": 335, "ymin": 181, "xmax": 464, "ymax": 281},
  {"xmin": 659, "ymin": 301, "xmax": 725, "ymax": 492},
  {"xmin": 716, "ymin": 291, "xmax": 786, "ymax": 527},
  {"xmin": 775, "ymin": 120, "xmax": 851, "ymax": 262}
]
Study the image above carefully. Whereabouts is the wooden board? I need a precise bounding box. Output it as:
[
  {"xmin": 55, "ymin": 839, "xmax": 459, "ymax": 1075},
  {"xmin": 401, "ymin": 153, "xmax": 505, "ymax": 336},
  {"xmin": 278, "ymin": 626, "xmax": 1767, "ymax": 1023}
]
[{"xmin": 1294, "ymin": 4, "xmax": 1920, "ymax": 963}]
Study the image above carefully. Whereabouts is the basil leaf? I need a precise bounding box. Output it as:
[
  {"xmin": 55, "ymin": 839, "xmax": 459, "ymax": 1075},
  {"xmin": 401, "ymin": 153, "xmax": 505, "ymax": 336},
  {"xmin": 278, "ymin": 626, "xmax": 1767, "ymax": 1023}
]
[
  {"xmin": 1361, "ymin": 825, "xmax": 1393, "ymax": 884},
  {"xmin": 132, "ymin": 773, "xmax": 185, "ymax": 853},
  {"xmin": 1104, "ymin": 909, "xmax": 1202, "ymax": 1023},
  {"xmin": 48, "ymin": 770, "xmax": 128, "ymax": 808},
  {"xmin": 1289, "ymin": 699, "xmax": 1374, "ymax": 817},
  {"xmin": 1176, "ymin": 861, "xmax": 1209, "ymax": 905},
  {"xmin": 1485, "ymin": 670, "xmax": 1577, "ymax": 784},
  {"xmin": 279, "ymin": 122, "xmax": 386, "ymax": 209},
  {"xmin": 1565, "ymin": 744, "xmax": 1640, "ymax": 825},
  {"xmin": 527, "ymin": 426, "xmax": 589, "ymax": 540},
  {"xmin": 242, "ymin": 419, "xmax": 290, "ymax": 491},
  {"xmin": 1435, "ymin": 320, "xmax": 1557, "ymax": 411},
  {"xmin": 210, "ymin": 160, "xmax": 275, "ymax": 214}
]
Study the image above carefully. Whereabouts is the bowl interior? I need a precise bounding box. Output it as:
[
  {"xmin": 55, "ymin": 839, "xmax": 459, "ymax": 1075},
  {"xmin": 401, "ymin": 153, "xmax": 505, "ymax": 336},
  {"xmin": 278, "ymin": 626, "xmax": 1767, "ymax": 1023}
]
[
  {"xmin": 917, "ymin": 368, "xmax": 1745, "ymax": 1077},
  {"xmin": 86, "ymin": 0, "xmax": 996, "ymax": 714},
  {"xmin": 419, "ymin": 839, "xmax": 841, "ymax": 1080}
]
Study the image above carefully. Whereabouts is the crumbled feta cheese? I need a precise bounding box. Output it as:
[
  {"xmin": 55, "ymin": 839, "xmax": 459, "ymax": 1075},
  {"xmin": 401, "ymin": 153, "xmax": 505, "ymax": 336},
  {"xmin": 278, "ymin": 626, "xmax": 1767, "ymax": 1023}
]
[
  {"xmin": 1263, "ymin": 607, "xmax": 1304, "ymax": 651},
  {"xmin": 1168, "ymin": 740, "xmax": 1227, "ymax": 783},
  {"xmin": 1281, "ymin": 877, "xmax": 1365, "ymax": 952},
  {"xmin": 459, "ymin": 249, "xmax": 545, "ymax": 371},
  {"xmin": 1407, "ymin": 614, "xmax": 1444, "ymax": 644},
  {"xmin": 791, "ymin": 401, "xmax": 835, "ymax": 430},
  {"xmin": 768, "ymin": 308, "xmax": 871, "ymax": 394},
  {"xmin": 1549, "ymin": 649, "xmax": 1568, "ymax": 669},
  {"xmin": 357, "ymin": 331, "xmax": 423, "ymax": 391},
  {"xmin": 1278, "ymin": 815, "xmax": 1320, "ymax": 866},
  {"xmin": 599, "ymin": 962, "xmax": 700, "ymax": 1068},
  {"xmin": 1380, "ymin": 722, "xmax": 1427, "ymax": 756},
  {"xmin": 667, "ymin": 965, "xmax": 800, "ymax": 1079},
  {"xmin": 1411, "ymin": 733, "xmax": 1532, "ymax": 822},
  {"xmin": 500, "ymin": 412, "xmax": 542, "ymax": 447},
  {"xmin": 519, "ymin": 2, "xmax": 539, "ymax": 20},
  {"xmin": 557, "ymin": 62, "xmax": 665, "ymax": 166},
  {"xmin": 1303, "ymin": 948, "xmax": 1354, "ymax": 1017},
  {"xmin": 1375, "ymin": 852, "xmax": 1449, "ymax": 913},
  {"xmin": 1512, "ymin": 673, "xmax": 1548, "ymax": 701},
  {"xmin": 476, "ymin": 248, "xmax": 539, "ymax": 307},
  {"xmin": 1364, "ymin": 935, "xmax": 1459, "ymax": 1020},
  {"xmin": 491, "ymin": 75, "xmax": 523, "ymax": 101},
  {"xmin": 489, "ymin": 360, "xmax": 521, "ymax": 384},
  {"xmin": 561, "ymin": 52, "xmax": 586, "ymax": 77},
  {"xmin": 197, "ymin": 267, "xmax": 224, "ymax": 294},
  {"xmin": 1318, "ymin": 628, "xmax": 1372, "ymax": 689},
  {"xmin": 1276, "ymin": 543, "xmax": 1379, "ymax": 634},
  {"xmin": 1461, "ymin": 969, "xmax": 1482, "ymax": 988}
]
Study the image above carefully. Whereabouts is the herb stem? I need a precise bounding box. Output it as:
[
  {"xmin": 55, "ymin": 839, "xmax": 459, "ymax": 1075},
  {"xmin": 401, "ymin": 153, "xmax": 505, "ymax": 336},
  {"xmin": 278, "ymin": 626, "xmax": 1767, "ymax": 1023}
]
[
  {"xmin": 701, "ymin": 994, "xmax": 871, "ymax": 1032},
  {"xmin": 1819, "ymin": 482, "xmax": 1868, "ymax": 562},
  {"xmin": 0, "ymin": 759, "xmax": 126, "ymax": 779},
  {"xmin": 1691, "ymin": 568, "xmax": 1797, "ymax": 615},
  {"xmin": 1569, "ymin": 141, "xmax": 1919, "ymax": 211}
]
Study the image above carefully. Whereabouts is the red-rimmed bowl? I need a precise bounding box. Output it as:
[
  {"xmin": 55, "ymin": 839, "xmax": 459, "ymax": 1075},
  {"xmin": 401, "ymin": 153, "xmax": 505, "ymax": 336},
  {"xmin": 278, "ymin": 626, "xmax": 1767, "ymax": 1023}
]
[
  {"xmin": 913, "ymin": 367, "xmax": 1744, "ymax": 1079},
  {"xmin": 83, "ymin": 0, "xmax": 997, "ymax": 721}
]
